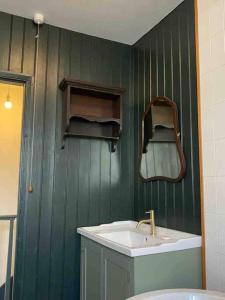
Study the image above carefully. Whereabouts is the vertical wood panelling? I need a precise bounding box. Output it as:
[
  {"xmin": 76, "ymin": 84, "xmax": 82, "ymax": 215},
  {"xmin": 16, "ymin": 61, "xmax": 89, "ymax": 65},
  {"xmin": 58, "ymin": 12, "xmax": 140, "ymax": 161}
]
[
  {"xmin": 22, "ymin": 23, "xmax": 49, "ymax": 300},
  {"xmin": 50, "ymin": 29, "xmax": 71, "ymax": 300},
  {"xmin": 22, "ymin": 20, "xmax": 36, "ymax": 75},
  {"xmin": 37, "ymin": 26, "xmax": 60, "ymax": 300},
  {"xmin": 9, "ymin": 16, "xmax": 24, "ymax": 73},
  {"xmin": 120, "ymin": 47, "xmax": 134, "ymax": 220},
  {"xmin": 188, "ymin": 0, "xmax": 201, "ymax": 233},
  {"xmin": 13, "ymin": 18, "xmax": 36, "ymax": 300},
  {"xmin": 67, "ymin": 32, "xmax": 82, "ymax": 299},
  {"xmin": 0, "ymin": 11, "xmax": 134, "ymax": 300},
  {"xmin": 0, "ymin": 12, "xmax": 11, "ymax": 70},
  {"xmin": 109, "ymin": 43, "xmax": 121, "ymax": 222},
  {"xmin": 133, "ymin": 0, "xmax": 200, "ymax": 234}
]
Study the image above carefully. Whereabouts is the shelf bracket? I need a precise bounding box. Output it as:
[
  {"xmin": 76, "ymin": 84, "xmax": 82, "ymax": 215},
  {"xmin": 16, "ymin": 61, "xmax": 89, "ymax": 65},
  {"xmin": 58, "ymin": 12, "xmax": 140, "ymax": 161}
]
[
  {"xmin": 111, "ymin": 140, "xmax": 117, "ymax": 152},
  {"xmin": 61, "ymin": 135, "xmax": 65, "ymax": 149}
]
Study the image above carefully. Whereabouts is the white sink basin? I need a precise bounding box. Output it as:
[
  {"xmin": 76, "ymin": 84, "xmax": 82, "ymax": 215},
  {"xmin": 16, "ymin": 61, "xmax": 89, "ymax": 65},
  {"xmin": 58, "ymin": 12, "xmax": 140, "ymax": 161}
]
[
  {"xmin": 127, "ymin": 289, "xmax": 225, "ymax": 300},
  {"xmin": 77, "ymin": 221, "xmax": 201, "ymax": 257},
  {"xmin": 98, "ymin": 230, "xmax": 172, "ymax": 248}
]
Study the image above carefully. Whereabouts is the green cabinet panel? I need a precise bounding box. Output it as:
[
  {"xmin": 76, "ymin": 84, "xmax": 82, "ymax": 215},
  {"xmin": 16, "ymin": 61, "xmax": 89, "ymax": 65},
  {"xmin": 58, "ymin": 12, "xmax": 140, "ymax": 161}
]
[
  {"xmin": 104, "ymin": 247, "xmax": 133, "ymax": 300},
  {"xmin": 81, "ymin": 238, "xmax": 102, "ymax": 300},
  {"xmin": 133, "ymin": 248, "xmax": 202, "ymax": 294},
  {"xmin": 80, "ymin": 237, "xmax": 202, "ymax": 300},
  {"xmin": 81, "ymin": 238, "xmax": 133, "ymax": 300}
]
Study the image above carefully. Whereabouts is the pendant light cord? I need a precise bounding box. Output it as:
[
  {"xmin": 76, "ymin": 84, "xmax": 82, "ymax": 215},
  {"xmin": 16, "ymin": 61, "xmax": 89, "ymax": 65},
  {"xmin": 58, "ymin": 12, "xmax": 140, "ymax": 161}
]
[
  {"xmin": 7, "ymin": 84, "xmax": 10, "ymax": 99},
  {"xmin": 28, "ymin": 23, "xmax": 40, "ymax": 193}
]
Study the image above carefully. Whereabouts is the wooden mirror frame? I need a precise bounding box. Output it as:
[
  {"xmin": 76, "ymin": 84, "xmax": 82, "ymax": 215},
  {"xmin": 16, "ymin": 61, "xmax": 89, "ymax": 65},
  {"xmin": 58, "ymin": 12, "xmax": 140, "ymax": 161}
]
[{"xmin": 139, "ymin": 96, "xmax": 186, "ymax": 182}]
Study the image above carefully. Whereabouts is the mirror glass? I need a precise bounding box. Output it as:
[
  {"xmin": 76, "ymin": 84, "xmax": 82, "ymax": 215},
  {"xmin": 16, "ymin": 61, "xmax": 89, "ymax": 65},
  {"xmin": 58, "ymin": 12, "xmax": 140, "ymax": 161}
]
[{"xmin": 140, "ymin": 97, "xmax": 185, "ymax": 182}]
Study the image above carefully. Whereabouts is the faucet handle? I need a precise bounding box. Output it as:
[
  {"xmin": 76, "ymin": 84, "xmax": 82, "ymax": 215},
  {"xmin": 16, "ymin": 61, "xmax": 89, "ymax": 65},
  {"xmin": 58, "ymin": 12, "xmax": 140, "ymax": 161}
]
[
  {"xmin": 145, "ymin": 210, "xmax": 155, "ymax": 219},
  {"xmin": 145, "ymin": 210, "xmax": 154, "ymax": 214}
]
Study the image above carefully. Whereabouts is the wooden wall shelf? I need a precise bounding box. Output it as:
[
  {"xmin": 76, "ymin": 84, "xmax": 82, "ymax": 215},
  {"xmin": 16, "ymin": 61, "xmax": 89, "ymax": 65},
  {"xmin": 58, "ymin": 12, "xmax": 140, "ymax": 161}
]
[{"xmin": 59, "ymin": 78, "xmax": 125, "ymax": 151}]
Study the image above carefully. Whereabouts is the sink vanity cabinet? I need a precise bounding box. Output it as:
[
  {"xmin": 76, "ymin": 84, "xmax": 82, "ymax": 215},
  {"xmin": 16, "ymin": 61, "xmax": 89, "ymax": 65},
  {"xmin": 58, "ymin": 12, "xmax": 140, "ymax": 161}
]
[{"xmin": 78, "ymin": 222, "xmax": 202, "ymax": 300}]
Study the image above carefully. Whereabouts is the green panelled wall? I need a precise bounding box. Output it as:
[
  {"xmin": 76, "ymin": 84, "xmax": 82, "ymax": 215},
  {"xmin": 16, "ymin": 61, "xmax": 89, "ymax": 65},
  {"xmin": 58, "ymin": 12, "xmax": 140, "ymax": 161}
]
[
  {"xmin": 133, "ymin": 0, "xmax": 201, "ymax": 234},
  {"xmin": 0, "ymin": 12, "xmax": 134, "ymax": 300},
  {"xmin": 0, "ymin": 0, "xmax": 201, "ymax": 299}
]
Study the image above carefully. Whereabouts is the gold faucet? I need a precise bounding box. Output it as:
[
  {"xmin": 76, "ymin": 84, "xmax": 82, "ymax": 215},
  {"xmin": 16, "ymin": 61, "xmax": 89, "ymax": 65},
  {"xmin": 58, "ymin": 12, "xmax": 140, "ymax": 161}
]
[{"xmin": 136, "ymin": 210, "xmax": 156, "ymax": 236}]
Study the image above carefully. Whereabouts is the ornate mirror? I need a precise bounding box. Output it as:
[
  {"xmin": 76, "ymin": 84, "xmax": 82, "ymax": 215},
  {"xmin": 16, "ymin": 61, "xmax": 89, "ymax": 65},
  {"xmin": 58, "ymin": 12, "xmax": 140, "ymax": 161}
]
[{"xmin": 140, "ymin": 96, "xmax": 186, "ymax": 182}]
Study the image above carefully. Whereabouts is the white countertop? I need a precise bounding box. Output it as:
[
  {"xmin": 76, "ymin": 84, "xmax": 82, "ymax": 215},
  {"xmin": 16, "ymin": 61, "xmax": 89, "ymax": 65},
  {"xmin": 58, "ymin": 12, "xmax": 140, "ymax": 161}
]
[{"xmin": 77, "ymin": 221, "xmax": 202, "ymax": 257}]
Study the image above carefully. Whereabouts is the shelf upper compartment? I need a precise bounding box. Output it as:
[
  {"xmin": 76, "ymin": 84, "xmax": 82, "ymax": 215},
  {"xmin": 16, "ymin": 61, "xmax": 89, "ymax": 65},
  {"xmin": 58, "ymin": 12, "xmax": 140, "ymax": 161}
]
[{"xmin": 59, "ymin": 78, "xmax": 125, "ymax": 95}]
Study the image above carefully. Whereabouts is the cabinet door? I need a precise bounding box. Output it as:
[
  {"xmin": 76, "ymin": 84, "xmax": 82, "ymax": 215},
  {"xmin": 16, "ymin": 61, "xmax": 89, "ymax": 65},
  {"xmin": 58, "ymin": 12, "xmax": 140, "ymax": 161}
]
[
  {"xmin": 81, "ymin": 238, "xmax": 102, "ymax": 300},
  {"xmin": 103, "ymin": 248, "xmax": 133, "ymax": 300}
]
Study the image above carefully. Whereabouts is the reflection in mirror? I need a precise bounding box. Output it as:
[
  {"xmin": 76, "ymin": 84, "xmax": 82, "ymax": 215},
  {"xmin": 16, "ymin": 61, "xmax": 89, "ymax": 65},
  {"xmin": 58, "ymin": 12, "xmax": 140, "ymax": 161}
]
[{"xmin": 140, "ymin": 97, "xmax": 186, "ymax": 182}]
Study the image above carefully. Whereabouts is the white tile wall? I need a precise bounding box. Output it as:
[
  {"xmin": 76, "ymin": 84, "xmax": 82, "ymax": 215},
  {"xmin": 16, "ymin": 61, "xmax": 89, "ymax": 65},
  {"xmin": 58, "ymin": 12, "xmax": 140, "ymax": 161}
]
[
  {"xmin": 204, "ymin": 177, "xmax": 217, "ymax": 212},
  {"xmin": 198, "ymin": 0, "xmax": 225, "ymax": 291},
  {"xmin": 211, "ymin": 66, "xmax": 225, "ymax": 103},
  {"xmin": 216, "ymin": 177, "xmax": 225, "ymax": 212},
  {"xmin": 210, "ymin": 0, "xmax": 224, "ymax": 36}
]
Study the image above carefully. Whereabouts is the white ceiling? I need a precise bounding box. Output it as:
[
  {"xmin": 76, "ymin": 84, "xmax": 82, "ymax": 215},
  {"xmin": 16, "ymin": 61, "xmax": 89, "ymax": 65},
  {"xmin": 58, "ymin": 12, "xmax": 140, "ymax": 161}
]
[{"xmin": 0, "ymin": 0, "xmax": 183, "ymax": 45}]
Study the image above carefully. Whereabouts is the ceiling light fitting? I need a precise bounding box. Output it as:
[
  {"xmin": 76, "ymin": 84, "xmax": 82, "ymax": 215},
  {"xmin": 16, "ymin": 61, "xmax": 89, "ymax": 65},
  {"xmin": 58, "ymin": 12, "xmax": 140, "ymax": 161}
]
[
  {"xmin": 33, "ymin": 13, "xmax": 45, "ymax": 25},
  {"xmin": 33, "ymin": 13, "xmax": 45, "ymax": 38}
]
